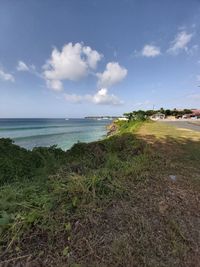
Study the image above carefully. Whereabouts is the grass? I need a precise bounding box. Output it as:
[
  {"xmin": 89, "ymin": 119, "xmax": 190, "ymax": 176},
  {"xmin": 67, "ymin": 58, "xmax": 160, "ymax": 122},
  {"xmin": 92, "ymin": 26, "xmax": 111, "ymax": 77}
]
[
  {"xmin": 0, "ymin": 120, "xmax": 200, "ymax": 266},
  {"xmin": 138, "ymin": 122, "xmax": 200, "ymax": 184},
  {"xmin": 138, "ymin": 121, "xmax": 200, "ymax": 141}
]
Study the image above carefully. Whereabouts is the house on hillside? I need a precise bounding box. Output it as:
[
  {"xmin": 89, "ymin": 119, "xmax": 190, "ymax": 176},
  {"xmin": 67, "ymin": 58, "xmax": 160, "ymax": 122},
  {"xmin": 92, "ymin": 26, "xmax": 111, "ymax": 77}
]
[{"xmin": 151, "ymin": 113, "xmax": 165, "ymax": 120}]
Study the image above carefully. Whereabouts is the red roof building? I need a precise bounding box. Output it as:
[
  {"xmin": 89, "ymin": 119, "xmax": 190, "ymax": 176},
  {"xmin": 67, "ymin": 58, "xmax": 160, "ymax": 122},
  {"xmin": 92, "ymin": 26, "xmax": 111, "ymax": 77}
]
[{"xmin": 191, "ymin": 109, "xmax": 200, "ymax": 116}]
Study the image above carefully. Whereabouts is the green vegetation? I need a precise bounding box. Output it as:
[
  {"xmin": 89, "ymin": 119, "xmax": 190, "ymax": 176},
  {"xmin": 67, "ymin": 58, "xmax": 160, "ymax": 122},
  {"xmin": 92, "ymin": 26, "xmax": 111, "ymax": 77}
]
[
  {"xmin": 0, "ymin": 120, "xmax": 200, "ymax": 266},
  {"xmin": 123, "ymin": 108, "xmax": 192, "ymax": 120},
  {"xmin": 0, "ymin": 138, "xmax": 66, "ymax": 185}
]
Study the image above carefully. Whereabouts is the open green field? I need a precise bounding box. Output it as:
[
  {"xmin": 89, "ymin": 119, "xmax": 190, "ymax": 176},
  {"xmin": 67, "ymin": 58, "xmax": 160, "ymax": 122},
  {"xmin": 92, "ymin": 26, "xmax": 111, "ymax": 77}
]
[{"xmin": 0, "ymin": 121, "xmax": 200, "ymax": 266}]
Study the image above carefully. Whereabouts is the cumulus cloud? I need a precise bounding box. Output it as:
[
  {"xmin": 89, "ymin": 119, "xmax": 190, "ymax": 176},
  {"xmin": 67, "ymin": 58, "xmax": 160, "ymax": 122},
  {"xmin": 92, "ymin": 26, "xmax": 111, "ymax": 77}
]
[
  {"xmin": 0, "ymin": 68, "xmax": 15, "ymax": 82},
  {"xmin": 89, "ymin": 88, "xmax": 123, "ymax": 105},
  {"xmin": 42, "ymin": 43, "xmax": 127, "ymax": 106},
  {"xmin": 168, "ymin": 31, "xmax": 193, "ymax": 54},
  {"xmin": 141, "ymin": 45, "xmax": 161, "ymax": 57},
  {"xmin": 17, "ymin": 61, "xmax": 30, "ymax": 71},
  {"xmin": 43, "ymin": 42, "xmax": 102, "ymax": 91},
  {"xmin": 64, "ymin": 88, "xmax": 123, "ymax": 105},
  {"xmin": 97, "ymin": 62, "xmax": 127, "ymax": 88},
  {"xmin": 82, "ymin": 46, "xmax": 102, "ymax": 69}
]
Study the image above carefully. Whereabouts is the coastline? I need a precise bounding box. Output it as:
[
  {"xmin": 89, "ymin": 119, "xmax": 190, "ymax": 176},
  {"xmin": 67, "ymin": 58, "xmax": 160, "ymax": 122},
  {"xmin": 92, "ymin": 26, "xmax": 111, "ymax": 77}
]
[
  {"xmin": 1, "ymin": 121, "xmax": 200, "ymax": 266},
  {"xmin": 0, "ymin": 118, "xmax": 110, "ymax": 151},
  {"xmin": 106, "ymin": 121, "xmax": 118, "ymax": 136}
]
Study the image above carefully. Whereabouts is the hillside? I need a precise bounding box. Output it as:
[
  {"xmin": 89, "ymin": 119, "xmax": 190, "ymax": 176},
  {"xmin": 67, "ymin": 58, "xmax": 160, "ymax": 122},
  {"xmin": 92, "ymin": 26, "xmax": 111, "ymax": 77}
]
[{"xmin": 0, "ymin": 121, "xmax": 200, "ymax": 266}]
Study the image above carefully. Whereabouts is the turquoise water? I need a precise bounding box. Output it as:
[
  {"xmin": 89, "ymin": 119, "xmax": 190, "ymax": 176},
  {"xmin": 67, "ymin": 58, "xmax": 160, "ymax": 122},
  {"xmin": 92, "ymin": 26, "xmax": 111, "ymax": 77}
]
[{"xmin": 0, "ymin": 118, "xmax": 111, "ymax": 150}]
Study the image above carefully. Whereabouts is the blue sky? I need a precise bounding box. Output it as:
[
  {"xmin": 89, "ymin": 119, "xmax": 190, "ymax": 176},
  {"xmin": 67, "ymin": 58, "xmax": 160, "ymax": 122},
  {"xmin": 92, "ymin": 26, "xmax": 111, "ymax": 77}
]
[{"xmin": 0, "ymin": 0, "xmax": 200, "ymax": 118}]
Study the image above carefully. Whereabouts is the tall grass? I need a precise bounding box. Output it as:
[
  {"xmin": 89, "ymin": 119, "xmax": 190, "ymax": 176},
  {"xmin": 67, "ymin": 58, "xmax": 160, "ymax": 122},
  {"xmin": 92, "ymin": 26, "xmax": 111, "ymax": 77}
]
[{"xmin": 0, "ymin": 120, "xmax": 147, "ymax": 262}]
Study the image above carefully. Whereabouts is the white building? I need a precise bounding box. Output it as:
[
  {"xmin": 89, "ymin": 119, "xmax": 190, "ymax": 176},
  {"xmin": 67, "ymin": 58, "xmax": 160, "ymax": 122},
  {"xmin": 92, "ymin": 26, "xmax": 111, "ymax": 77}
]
[
  {"xmin": 151, "ymin": 113, "xmax": 165, "ymax": 120},
  {"xmin": 117, "ymin": 117, "xmax": 128, "ymax": 121}
]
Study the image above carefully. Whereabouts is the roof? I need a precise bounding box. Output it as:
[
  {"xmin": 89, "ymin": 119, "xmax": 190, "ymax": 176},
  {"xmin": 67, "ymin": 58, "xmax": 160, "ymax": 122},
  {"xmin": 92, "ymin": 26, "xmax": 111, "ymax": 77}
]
[{"xmin": 192, "ymin": 109, "xmax": 200, "ymax": 116}]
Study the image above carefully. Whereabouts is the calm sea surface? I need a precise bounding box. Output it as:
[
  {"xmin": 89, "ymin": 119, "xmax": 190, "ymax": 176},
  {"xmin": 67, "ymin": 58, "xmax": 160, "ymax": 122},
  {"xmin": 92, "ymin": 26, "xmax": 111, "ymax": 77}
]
[{"xmin": 0, "ymin": 118, "xmax": 111, "ymax": 150}]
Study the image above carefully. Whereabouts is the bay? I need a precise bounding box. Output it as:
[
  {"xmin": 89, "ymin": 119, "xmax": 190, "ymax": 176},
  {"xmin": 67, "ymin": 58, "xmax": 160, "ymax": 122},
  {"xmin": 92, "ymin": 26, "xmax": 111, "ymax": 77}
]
[{"xmin": 0, "ymin": 118, "xmax": 111, "ymax": 150}]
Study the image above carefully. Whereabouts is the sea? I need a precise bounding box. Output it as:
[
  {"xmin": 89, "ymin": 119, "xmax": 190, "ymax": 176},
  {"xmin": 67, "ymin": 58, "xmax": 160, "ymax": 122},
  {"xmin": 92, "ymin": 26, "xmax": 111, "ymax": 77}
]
[{"xmin": 0, "ymin": 118, "xmax": 111, "ymax": 150}]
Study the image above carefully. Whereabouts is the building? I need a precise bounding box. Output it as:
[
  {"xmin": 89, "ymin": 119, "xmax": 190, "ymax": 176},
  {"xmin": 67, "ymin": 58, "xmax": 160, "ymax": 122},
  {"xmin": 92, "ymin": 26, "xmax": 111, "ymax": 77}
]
[
  {"xmin": 183, "ymin": 109, "xmax": 200, "ymax": 119},
  {"xmin": 191, "ymin": 109, "xmax": 200, "ymax": 117},
  {"xmin": 151, "ymin": 113, "xmax": 165, "ymax": 120},
  {"xmin": 117, "ymin": 117, "xmax": 128, "ymax": 121}
]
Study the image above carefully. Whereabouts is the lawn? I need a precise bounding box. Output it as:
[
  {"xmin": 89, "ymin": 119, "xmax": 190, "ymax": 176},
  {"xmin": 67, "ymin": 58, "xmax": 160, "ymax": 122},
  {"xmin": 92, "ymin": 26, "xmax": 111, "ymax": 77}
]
[{"xmin": 138, "ymin": 120, "xmax": 200, "ymax": 140}]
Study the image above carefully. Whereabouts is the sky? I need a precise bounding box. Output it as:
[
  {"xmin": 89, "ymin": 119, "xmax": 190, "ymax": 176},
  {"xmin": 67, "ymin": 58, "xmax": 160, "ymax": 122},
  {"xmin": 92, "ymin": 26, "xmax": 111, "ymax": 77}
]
[{"xmin": 0, "ymin": 0, "xmax": 200, "ymax": 118}]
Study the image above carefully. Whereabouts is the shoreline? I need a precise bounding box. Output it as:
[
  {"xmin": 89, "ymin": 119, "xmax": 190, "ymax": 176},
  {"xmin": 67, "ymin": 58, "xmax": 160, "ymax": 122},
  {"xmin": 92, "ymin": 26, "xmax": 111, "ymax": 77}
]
[
  {"xmin": 1, "ymin": 121, "xmax": 200, "ymax": 266},
  {"xmin": 0, "ymin": 118, "xmax": 110, "ymax": 151},
  {"xmin": 106, "ymin": 120, "xmax": 118, "ymax": 136}
]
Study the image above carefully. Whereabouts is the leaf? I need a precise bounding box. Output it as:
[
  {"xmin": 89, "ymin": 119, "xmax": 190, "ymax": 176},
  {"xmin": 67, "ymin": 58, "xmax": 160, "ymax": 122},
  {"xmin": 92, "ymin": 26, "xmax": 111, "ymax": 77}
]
[
  {"xmin": 26, "ymin": 210, "xmax": 40, "ymax": 223},
  {"xmin": 65, "ymin": 222, "xmax": 71, "ymax": 232},
  {"xmin": 62, "ymin": 246, "xmax": 69, "ymax": 256},
  {"xmin": 15, "ymin": 246, "xmax": 20, "ymax": 252},
  {"xmin": 72, "ymin": 196, "xmax": 78, "ymax": 207},
  {"xmin": 0, "ymin": 211, "xmax": 10, "ymax": 226}
]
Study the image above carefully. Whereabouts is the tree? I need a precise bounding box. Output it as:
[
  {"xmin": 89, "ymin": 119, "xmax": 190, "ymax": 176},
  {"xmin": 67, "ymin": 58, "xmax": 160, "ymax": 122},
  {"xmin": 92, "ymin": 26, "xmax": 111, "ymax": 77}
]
[
  {"xmin": 183, "ymin": 109, "xmax": 192, "ymax": 114},
  {"xmin": 165, "ymin": 109, "xmax": 171, "ymax": 116},
  {"xmin": 123, "ymin": 112, "xmax": 134, "ymax": 122},
  {"xmin": 160, "ymin": 107, "xmax": 165, "ymax": 114},
  {"xmin": 145, "ymin": 110, "xmax": 155, "ymax": 116}
]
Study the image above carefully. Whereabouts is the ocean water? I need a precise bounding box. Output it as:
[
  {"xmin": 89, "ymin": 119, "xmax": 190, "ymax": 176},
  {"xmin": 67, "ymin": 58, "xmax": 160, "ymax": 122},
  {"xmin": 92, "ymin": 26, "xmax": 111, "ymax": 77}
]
[{"xmin": 0, "ymin": 118, "xmax": 111, "ymax": 150}]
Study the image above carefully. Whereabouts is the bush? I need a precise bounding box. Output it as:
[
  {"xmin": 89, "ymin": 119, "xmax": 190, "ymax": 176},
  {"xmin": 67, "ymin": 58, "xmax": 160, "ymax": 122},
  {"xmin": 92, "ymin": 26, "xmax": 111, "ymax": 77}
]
[{"xmin": 0, "ymin": 139, "xmax": 67, "ymax": 185}]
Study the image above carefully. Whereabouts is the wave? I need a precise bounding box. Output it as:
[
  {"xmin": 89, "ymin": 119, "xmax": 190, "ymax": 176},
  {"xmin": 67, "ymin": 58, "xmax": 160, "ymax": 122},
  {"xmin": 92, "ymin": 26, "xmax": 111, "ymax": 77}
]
[
  {"xmin": 13, "ymin": 129, "xmax": 92, "ymax": 140},
  {"xmin": 0, "ymin": 125, "xmax": 78, "ymax": 131}
]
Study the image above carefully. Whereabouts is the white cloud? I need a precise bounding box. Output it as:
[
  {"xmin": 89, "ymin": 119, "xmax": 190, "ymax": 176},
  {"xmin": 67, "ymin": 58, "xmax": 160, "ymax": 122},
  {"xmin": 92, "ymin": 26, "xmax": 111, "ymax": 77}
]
[
  {"xmin": 47, "ymin": 80, "xmax": 63, "ymax": 91},
  {"xmin": 64, "ymin": 88, "xmax": 123, "ymax": 105},
  {"xmin": 168, "ymin": 31, "xmax": 193, "ymax": 54},
  {"xmin": 0, "ymin": 69, "xmax": 15, "ymax": 82},
  {"xmin": 141, "ymin": 45, "xmax": 161, "ymax": 57},
  {"xmin": 17, "ymin": 61, "xmax": 30, "ymax": 71},
  {"xmin": 196, "ymin": 75, "xmax": 200, "ymax": 82},
  {"xmin": 97, "ymin": 62, "xmax": 127, "ymax": 88},
  {"xmin": 89, "ymin": 88, "xmax": 123, "ymax": 105},
  {"xmin": 43, "ymin": 42, "xmax": 102, "ymax": 91},
  {"xmin": 16, "ymin": 61, "xmax": 38, "ymax": 77},
  {"xmin": 82, "ymin": 46, "xmax": 102, "ymax": 69}
]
